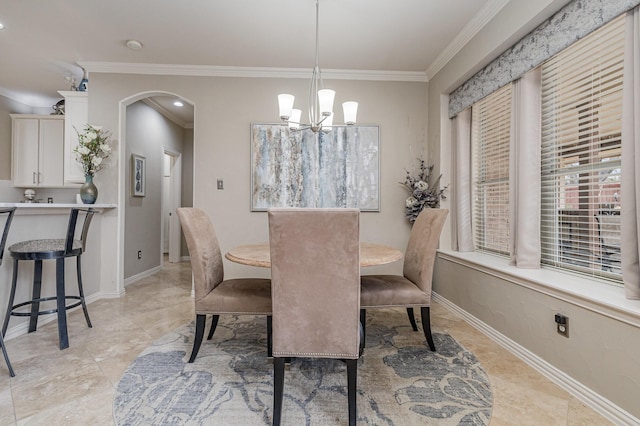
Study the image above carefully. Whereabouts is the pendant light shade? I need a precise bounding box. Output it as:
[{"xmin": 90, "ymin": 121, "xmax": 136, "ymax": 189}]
[{"xmin": 276, "ymin": 0, "xmax": 359, "ymax": 132}]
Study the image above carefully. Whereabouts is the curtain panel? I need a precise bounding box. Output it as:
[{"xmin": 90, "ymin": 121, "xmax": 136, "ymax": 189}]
[
  {"xmin": 451, "ymin": 108, "xmax": 474, "ymax": 252},
  {"xmin": 508, "ymin": 68, "xmax": 542, "ymax": 268},
  {"xmin": 622, "ymin": 7, "xmax": 640, "ymax": 300}
]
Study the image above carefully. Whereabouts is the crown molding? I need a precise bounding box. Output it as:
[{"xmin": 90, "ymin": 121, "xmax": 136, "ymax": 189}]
[
  {"xmin": 426, "ymin": 0, "xmax": 510, "ymax": 80},
  {"xmin": 78, "ymin": 62, "xmax": 428, "ymax": 83},
  {"xmin": 141, "ymin": 98, "xmax": 193, "ymax": 129}
]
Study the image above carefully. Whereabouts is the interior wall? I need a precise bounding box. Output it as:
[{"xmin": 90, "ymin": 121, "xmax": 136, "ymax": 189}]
[
  {"xmin": 124, "ymin": 100, "xmax": 185, "ymax": 279},
  {"xmin": 181, "ymin": 127, "xmax": 194, "ymax": 257},
  {"xmin": 427, "ymin": 0, "xmax": 639, "ymax": 420},
  {"xmin": 87, "ymin": 73, "xmax": 427, "ymax": 295}
]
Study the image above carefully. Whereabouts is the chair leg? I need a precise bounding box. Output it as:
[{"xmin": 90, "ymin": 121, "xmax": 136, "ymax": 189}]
[
  {"xmin": 189, "ymin": 314, "xmax": 206, "ymax": 363},
  {"xmin": 0, "ymin": 335, "xmax": 15, "ymax": 377},
  {"xmin": 267, "ymin": 315, "xmax": 273, "ymax": 358},
  {"xmin": 56, "ymin": 258, "xmax": 69, "ymax": 350},
  {"xmin": 29, "ymin": 260, "xmax": 43, "ymax": 333},
  {"xmin": 2, "ymin": 259, "xmax": 19, "ymax": 337},
  {"xmin": 359, "ymin": 309, "xmax": 366, "ymax": 352},
  {"xmin": 76, "ymin": 255, "xmax": 92, "ymax": 328},
  {"xmin": 206, "ymin": 315, "xmax": 220, "ymax": 340},
  {"xmin": 346, "ymin": 358, "xmax": 358, "ymax": 426},
  {"xmin": 273, "ymin": 357, "xmax": 285, "ymax": 426},
  {"xmin": 406, "ymin": 307, "xmax": 418, "ymax": 331},
  {"xmin": 420, "ymin": 306, "xmax": 436, "ymax": 351}
]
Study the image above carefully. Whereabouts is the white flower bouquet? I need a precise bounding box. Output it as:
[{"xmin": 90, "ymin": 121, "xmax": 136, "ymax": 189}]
[
  {"xmin": 402, "ymin": 158, "xmax": 447, "ymax": 223},
  {"xmin": 74, "ymin": 124, "xmax": 112, "ymax": 177}
]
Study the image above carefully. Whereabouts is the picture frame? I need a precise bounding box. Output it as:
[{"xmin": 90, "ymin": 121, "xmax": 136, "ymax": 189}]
[
  {"xmin": 131, "ymin": 154, "xmax": 146, "ymax": 197},
  {"xmin": 250, "ymin": 123, "xmax": 380, "ymax": 211}
]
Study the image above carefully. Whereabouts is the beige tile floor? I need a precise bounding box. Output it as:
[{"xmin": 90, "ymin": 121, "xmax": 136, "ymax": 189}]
[{"xmin": 0, "ymin": 260, "xmax": 612, "ymax": 425}]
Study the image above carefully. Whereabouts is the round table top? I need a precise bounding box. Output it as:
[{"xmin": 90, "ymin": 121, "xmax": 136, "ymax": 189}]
[{"xmin": 225, "ymin": 242, "xmax": 403, "ymax": 268}]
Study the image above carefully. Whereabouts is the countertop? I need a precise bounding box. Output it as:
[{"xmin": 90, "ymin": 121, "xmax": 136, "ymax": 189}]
[{"xmin": 0, "ymin": 202, "xmax": 117, "ymax": 214}]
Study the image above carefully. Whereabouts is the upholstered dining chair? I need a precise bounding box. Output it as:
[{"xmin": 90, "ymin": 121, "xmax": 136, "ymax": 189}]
[
  {"xmin": 360, "ymin": 208, "xmax": 448, "ymax": 351},
  {"xmin": 0, "ymin": 207, "xmax": 16, "ymax": 376},
  {"xmin": 268, "ymin": 208, "xmax": 361, "ymax": 426},
  {"xmin": 3, "ymin": 207, "xmax": 95, "ymax": 351},
  {"xmin": 176, "ymin": 207, "xmax": 272, "ymax": 363}
]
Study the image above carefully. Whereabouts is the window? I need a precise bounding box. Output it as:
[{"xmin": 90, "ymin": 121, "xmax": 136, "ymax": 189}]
[
  {"xmin": 540, "ymin": 15, "xmax": 624, "ymax": 280},
  {"xmin": 472, "ymin": 84, "xmax": 512, "ymax": 255}
]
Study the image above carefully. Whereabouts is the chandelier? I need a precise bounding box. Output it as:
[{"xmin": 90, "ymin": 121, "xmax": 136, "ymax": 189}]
[{"xmin": 277, "ymin": 0, "xmax": 358, "ymax": 133}]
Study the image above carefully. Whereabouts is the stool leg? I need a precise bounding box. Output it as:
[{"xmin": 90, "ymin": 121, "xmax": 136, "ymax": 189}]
[
  {"xmin": 2, "ymin": 259, "xmax": 19, "ymax": 337},
  {"xmin": 56, "ymin": 258, "xmax": 69, "ymax": 350},
  {"xmin": 76, "ymin": 255, "xmax": 92, "ymax": 328},
  {"xmin": 29, "ymin": 260, "xmax": 44, "ymax": 333},
  {"xmin": 0, "ymin": 334, "xmax": 15, "ymax": 377}
]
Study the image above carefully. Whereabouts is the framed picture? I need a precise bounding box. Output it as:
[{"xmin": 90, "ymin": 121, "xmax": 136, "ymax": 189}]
[
  {"xmin": 250, "ymin": 123, "xmax": 380, "ymax": 211},
  {"xmin": 131, "ymin": 154, "xmax": 146, "ymax": 197}
]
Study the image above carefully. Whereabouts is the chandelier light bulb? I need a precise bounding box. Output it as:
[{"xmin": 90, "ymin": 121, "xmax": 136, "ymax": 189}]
[
  {"xmin": 289, "ymin": 109, "xmax": 302, "ymax": 130},
  {"xmin": 318, "ymin": 89, "xmax": 335, "ymax": 116},
  {"xmin": 278, "ymin": 94, "xmax": 295, "ymax": 121},
  {"xmin": 342, "ymin": 101, "xmax": 358, "ymax": 125}
]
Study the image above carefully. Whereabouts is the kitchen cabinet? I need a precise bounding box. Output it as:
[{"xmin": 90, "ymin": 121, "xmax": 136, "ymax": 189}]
[
  {"xmin": 11, "ymin": 114, "xmax": 64, "ymax": 187},
  {"xmin": 59, "ymin": 90, "xmax": 88, "ymax": 184}
]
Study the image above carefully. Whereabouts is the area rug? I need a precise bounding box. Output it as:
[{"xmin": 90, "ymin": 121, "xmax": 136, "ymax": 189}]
[{"xmin": 113, "ymin": 309, "xmax": 492, "ymax": 425}]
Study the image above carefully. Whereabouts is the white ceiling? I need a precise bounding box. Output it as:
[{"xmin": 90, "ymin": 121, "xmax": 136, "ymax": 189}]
[{"xmin": 0, "ymin": 0, "xmax": 510, "ymax": 123}]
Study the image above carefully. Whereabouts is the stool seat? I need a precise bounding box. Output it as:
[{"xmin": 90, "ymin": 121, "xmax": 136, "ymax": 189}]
[
  {"xmin": 2, "ymin": 208, "xmax": 95, "ymax": 351},
  {"xmin": 10, "ymin": 239, "xmax": 83, "ymax": 260}
]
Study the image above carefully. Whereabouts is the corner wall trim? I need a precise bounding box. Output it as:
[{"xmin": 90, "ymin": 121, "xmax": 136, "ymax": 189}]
[{"xmin": 433, "ymin": 292, "xmax": 638, "ymax": 425}]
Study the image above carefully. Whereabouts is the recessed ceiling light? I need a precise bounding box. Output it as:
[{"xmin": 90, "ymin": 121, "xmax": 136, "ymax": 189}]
[
  {"xmin": 125, "ymin": 39, "xmax": 143, "ymax": 50},
  {"xmin": 173, "ymin": 100, "xmax": 184, "ymax": 107},
  {"xmin": 0, "ymin": 23, "xmax": 4, "ymax": 30}
]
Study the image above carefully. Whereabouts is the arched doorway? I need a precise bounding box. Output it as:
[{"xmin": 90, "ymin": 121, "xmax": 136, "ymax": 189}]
[{"xmin": 117, "ymin": 91, "xmax": 194, "ymax": 286}]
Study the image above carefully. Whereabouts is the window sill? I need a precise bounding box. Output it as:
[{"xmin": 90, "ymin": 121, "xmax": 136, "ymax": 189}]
[{"xmin": 437, "ymin": 249, "xmax": 640, "ymax": 328}]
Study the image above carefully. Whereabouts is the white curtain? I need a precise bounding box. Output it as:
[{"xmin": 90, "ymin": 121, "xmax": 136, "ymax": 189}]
[
  {"xmin": 622, "ymin": 7, "xmax": 640, "ymax": 300},
  {"xmin": 509, "ymin": 68, "xmax": 542, "ymax": 268},
  {"xmin": 451, "ymin": 108, "xmax": 474, "ymax": 252}
]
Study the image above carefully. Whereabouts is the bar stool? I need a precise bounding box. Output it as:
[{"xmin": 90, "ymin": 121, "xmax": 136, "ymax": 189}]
[
  {"xmin": 2, "ymin": 208, "xmax": 95, "ymax": 350},
  {"xmin": 0, "ymin": 207, "xmax": 16, "ymax": 376}
]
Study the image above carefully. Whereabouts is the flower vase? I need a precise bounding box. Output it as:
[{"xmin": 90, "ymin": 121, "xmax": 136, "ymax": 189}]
[{"xmin": 80, "ymin": 175, "xmax": 98, "ymax": 204}]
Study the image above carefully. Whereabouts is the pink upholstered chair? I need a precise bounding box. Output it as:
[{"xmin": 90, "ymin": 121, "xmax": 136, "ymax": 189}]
[
  {"xmin": 268, "ymin": 208, "xmax": 361, "ymax": 426},
  {"xmin": 176, "ymin": 208, "xmax": 272, "ymax": 363},
  {"xmin": 360, "ymin": 208, "xmax": 448, "ymax": 351}
]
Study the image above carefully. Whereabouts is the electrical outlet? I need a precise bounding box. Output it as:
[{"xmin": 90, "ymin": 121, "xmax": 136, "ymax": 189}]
[
  {"xmin": 555, "ymin": 313, "xmax": 569, "ymax": 337},
  {"xmin": 137, "ymin": 250, "xmax": 142, "ymax": 259}
]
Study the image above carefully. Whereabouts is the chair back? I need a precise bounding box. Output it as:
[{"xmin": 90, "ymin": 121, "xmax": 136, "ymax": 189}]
[
  {"xmin": 403, "ymin": 208, "xmax": 449, "ymax": 294},
  {"xmin": 0, "ymin": 207, "xmax": 16, "ymax": 267},
  {"xmin": 176, "ymin": 208, "xmax": 224, "ymax": 302},
  {"xmin": 64, "ymin": 208, "xmax": 95, "ymax": 255},
  {"xmin": 269, "ymin": 208, "xmax": 360, "ymax": 359}
]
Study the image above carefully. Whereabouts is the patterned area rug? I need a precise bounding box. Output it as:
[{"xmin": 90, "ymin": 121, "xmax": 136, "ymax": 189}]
[{"xmin": 113, "ymin": 309, "xmax": 492, "ymax": 425}]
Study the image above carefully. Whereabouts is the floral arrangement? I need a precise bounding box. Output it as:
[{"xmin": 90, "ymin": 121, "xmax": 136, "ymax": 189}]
[
  {"xmin": 74, "ymin": 124, "xmax": 112, "ymax": 177},
  {"xmin": 402, "ymin": 158, "xmax": 447, "ymax": 223}
]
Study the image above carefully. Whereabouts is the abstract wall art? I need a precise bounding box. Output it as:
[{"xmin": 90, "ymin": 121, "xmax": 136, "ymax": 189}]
[{"xmin": 251, "ymin": 124, "xmax": 380, "ymax": 211}]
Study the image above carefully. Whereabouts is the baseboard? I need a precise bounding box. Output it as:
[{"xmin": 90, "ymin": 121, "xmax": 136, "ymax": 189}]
[
  {"xmin": 124, "ymin": 266, "xmax": 162, "ymax": 287},
  {"xmin": 432, "ymin": 292, "xmax": 639, "ymax": 425},
  {"xmin": 3, "ymin": 289, "xmax": 124, "ymax": 341}
]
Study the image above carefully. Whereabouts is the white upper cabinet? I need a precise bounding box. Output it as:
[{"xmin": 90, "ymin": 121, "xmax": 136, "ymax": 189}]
[{"xmin": 11, "ymin": 115, "xmax": 65, "ymax": 187}]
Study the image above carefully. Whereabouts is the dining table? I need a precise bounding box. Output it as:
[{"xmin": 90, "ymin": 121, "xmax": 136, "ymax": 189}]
[{"xmin": 225, "ymin": 242, "xmax": 403, "ymax": 268}]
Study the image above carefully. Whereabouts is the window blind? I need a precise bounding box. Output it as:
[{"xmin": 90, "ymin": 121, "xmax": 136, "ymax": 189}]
[
  {"xmin": 472, "ymin": 83, "xmax": 512, "ymax": 255},
  {"xmin": 540, "ymin": 14, "xmax": 624, "ymax": 279}
]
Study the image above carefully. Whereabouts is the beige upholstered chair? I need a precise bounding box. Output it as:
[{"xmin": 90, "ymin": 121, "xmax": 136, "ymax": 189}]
[
  {"xmin": 360, "ymin": 208, "xmax": 448, "ymax": 351},
  {"xmin": 176, "ymin": 207, "xmax": 272, "ymax": 363},
  {"xmin": 268, "ymin": 208, "xmax": 361, "ymax": 426}
]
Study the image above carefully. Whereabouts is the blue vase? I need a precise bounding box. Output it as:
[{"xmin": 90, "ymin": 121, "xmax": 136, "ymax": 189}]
[{"xmin": 80, "ymin": 175, "xmax": 98, "ymax": 204}]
